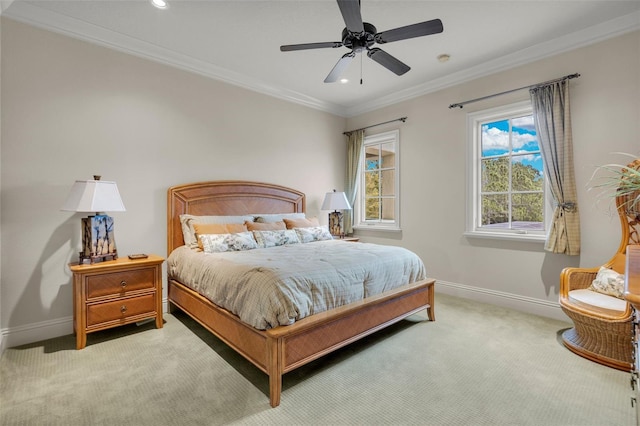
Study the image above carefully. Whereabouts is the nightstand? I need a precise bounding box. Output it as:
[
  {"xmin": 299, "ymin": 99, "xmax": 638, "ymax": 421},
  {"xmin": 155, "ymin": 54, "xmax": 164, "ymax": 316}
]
[{"xmin": 69, "ymin": 255, "xmax": 164, "ymax": 349}]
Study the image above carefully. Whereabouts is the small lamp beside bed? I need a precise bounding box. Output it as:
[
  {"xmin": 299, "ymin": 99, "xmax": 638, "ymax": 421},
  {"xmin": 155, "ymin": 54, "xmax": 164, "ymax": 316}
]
[
  {"xmin": 321, "ymin": 189, "xmax": 351, "ymax": 238},
  {"xmin": 61, "ymin": 175, "xmax": 126, "ymax": 264}
]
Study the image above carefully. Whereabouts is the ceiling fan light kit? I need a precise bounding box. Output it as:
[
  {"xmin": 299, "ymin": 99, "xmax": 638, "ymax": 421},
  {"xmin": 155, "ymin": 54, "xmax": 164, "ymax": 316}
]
[{"xmin": 280, "ymin": 0, "xmax": 444, "ymax": 83}]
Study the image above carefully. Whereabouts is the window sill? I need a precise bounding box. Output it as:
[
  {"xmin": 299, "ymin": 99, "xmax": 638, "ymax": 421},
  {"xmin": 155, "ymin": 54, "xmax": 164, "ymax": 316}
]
[
  {"xmin": 463, "ymin": 231, "xmax": 546, "ymax": 243},
  {"xmin": 353, "ymin": 225, "xmax": 402, "ymax": 234}
]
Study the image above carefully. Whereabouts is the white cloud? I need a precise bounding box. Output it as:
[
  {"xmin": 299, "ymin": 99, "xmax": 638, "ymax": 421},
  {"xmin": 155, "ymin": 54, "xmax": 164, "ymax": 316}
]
[{"xmin": 482, "ymin": 126, "xmax": 537, "ymax": 151}]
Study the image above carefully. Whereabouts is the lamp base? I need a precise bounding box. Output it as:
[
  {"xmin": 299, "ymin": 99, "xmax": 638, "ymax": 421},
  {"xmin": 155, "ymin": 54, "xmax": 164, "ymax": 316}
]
[
  {"xmin": 79, "ymin": 251, "xmax": 118, "ymax": 265},
  {"xmin": 80, "ymin": 214, "xmax": 118, "ymax": 264},
  {"xmin": 328, "ymin": 211, "xmax": 345, "ymax": 238}
]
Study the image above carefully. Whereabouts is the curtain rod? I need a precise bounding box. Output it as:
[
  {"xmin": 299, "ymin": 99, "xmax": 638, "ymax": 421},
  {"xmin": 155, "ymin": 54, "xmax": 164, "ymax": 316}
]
[
  {"xmin": 448, "ymin": 73, "xmax": 580, "ymax": 109},
  {"xmin": 343, "ymin": 116, "xmax": 407, "ymax": 135}
]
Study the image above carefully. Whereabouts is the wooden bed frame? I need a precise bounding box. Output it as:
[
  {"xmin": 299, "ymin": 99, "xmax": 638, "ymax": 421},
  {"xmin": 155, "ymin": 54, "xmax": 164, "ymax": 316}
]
[{"xmin": 167, "ymin": 181, "xmax": 435, "ymax": 407}]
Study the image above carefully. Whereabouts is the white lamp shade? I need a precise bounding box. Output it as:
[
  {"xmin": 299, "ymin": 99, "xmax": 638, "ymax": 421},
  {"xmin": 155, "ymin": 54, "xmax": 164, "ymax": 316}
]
[
  {"xmin": 321, "ymin": 191, "xmax": 351, "ymax": 211},
  {"xmin": 61, "ymin": 180, "xmax": 126, "ymax": 213}
]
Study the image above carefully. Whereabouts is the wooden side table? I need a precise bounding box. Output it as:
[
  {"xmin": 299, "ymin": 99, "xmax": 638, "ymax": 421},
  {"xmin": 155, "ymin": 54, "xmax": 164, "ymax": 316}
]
[{"xmin": 69, "ymin": 255, "xmax": 164, "ymax": 349}]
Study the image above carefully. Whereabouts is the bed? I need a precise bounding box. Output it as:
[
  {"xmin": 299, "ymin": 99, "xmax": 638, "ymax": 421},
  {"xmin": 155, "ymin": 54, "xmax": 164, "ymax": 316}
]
[{"xmin": 167, "ymin": 180, "xmax": 436, "ymax": 407}]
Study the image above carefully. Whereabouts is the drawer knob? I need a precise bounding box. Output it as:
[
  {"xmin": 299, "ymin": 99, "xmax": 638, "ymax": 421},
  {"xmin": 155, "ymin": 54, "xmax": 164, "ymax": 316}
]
[
  {"xmin": 120, "ymin": 280, "xmax": 127, "ymax": 289},
  {"xmin": 120, "ymin": 305, "xmax": 127, "ymax": 314}
]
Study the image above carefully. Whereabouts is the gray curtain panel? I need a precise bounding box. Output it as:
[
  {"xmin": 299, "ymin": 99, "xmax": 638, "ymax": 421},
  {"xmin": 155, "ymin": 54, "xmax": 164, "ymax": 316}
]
[
  {"xmin": 344, "ymin": 130, "xmax": 364, "ymax": 235},
  {"xmin": 530, "ymin": 80, "xmax": 581, "ymax": 255}
]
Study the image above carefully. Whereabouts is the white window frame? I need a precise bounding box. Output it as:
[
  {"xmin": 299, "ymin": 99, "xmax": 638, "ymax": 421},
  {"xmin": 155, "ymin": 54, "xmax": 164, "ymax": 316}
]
[
  {"xmin": 465, "ymin": 100, "xmax": 552, "ymax": 242},
  {"xmin": 354, "ymin": 130, "xmax": 401, "ymax": 232}
]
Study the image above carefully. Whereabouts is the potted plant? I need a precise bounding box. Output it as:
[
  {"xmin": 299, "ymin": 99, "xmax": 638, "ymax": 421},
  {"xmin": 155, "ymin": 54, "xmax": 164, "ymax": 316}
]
[{"xmin": 589, "ymin": 153, "xmax": 640, "ymax": 216}]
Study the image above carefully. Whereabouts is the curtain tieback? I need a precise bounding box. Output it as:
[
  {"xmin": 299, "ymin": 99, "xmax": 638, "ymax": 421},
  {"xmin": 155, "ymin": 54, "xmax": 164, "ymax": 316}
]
[{"xmin": 558, "ymin": 202, "xmax": 577, "ymax": 212}]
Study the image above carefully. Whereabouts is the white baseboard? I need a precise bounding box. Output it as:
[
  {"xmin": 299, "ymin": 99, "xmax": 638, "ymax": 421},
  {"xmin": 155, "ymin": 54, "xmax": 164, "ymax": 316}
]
[
  {"xmin": 1, "ymin": 289, "xmax": 568, "ymax": 353},
  {"xmin": 436, "ymin": 280, "xmax": 570, "ymax": 323},
  {"xmin": 0, "ymin": 315, "xmax": 73, "ymax": 350},
  {"xmin": 0, "ymin": 299, "xmax": 171, "ymax": 353}
]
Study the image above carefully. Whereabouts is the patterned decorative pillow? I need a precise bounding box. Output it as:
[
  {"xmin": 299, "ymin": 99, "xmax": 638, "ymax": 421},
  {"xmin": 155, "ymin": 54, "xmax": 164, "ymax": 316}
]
[
  {"xmin": 589, "ymin": 266, "xmax": 625, "ymax": 299},
  {"xmin": 179, "ymin": 214, "xmax": 254, "ymax": 249},
  {"xmin": 199, "ymin": 232, "xmax": 258, "ymax": 253},
  {"xmin": 253, "ymin": 230, "xmax": 300, "ymax": 248},
  {"xmin": 294, "ymin": 226, "xmax": 333, "ymax": 243},
  {"xmin": 193, "ymin": 223, "xmax": 248, "ymax": 250}
]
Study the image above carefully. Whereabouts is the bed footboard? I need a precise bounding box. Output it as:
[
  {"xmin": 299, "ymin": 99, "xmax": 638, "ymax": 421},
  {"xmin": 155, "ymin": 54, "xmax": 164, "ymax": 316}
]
[{"xmin": 169, "ymin": 277, "xmax": 435, "ymax": 407}]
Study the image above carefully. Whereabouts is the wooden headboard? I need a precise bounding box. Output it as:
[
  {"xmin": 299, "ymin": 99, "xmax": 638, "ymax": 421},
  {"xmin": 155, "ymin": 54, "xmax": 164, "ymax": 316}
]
[{"xmin": 167, "ymin": 181, "xmax": 306, "ymax": 254}]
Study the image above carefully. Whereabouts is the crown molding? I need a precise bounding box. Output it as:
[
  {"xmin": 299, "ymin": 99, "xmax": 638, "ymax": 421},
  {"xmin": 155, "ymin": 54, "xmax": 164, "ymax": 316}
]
[
  {"xmin": 4, "ymin": 3, "xmax": 638, "ymax": 118},
  {"xmin": 344, "ymin": 10, "xmax": 640, "ymax": 117},
  {"xmin": 0, "ymin": 0, "xmax": 15, "ymax": 16},
  {"xmin": 3, "ymin": 2, "xmax": 348, "ymax": 116}
]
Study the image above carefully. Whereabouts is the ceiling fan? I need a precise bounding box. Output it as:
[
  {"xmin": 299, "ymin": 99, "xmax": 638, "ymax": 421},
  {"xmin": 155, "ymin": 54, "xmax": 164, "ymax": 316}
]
[{"xmin": 280, "ymin": 0, "xmax": 444, "ymax": 83}]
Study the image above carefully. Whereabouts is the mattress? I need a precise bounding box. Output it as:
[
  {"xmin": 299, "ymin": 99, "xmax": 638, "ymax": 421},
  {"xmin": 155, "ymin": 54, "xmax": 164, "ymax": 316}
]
[{"xmin": 168, "ymin": 240, "xmax": 426, "ymax": 329}]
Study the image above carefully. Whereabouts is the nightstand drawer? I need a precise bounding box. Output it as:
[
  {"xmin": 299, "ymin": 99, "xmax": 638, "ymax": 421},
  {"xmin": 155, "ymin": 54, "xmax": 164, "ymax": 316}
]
[
  {"xmin": 86, "ymin": 294, "xmax": 156, "ymax": 327},
  {"xmin": 86, "ymin": 268, "xmax": 155, "ymax": 299}
]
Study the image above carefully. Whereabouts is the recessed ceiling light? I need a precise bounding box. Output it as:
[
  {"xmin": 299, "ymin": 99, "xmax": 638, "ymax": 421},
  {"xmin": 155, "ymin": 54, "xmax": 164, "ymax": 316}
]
[
  {"xmin": 151, "ymin": 0, "xmax": 168, "ymax": 9},
  {"xmin": 340, "ymin": 78, "xmax": 349, "ymax": 84},
  {"xmin": 437, "ymin": 54, "xmax": 450, "ymax": 63}
]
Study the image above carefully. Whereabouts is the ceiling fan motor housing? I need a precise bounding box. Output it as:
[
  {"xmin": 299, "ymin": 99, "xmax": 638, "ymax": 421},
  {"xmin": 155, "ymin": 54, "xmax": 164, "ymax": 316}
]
[
  {"xmin": 280, "ymin": 0, "xmax": 444, "ymax": 82},
  {"xmin": 342, "ymin": 22, "xmax": 377, "ymax": 52}
]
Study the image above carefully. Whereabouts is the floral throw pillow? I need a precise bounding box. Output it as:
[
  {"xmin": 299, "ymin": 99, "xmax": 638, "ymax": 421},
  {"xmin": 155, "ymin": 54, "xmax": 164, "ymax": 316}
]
[
  {"xmin": 253, "ymin": 230, "xmax": 300, "ymax": 248},
  {"xmin": 294, "ymin": 226, "xmax": 333, "ymax": 243},
  {"xmin": 199, "ymin": 232, "xmax": 258, "ymax": 253},
  {"xmin": 589, "ymin": 266, "xmax": 625, "ymax": 299}
]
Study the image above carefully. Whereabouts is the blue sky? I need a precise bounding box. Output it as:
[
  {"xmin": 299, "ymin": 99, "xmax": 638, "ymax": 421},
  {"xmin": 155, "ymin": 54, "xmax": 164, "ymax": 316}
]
[{"xmin": 481, "ymin": 115, "xmax": 543, "ymax": 172}]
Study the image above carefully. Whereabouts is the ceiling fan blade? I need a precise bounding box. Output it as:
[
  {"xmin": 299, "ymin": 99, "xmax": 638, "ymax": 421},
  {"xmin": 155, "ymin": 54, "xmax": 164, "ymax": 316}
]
[
  {"xmin": 375, "ymin": 19, "xmax": 444, "ymax": 44},
  {"xmin": 280, "ymin": 41, "xmax": 343, "ymax": 52},
  {"xmin": 337, "ymin": 0, "xmax": 364, "ymax": 33},
  {"xmin": 367, "ymin": 48, "xmax": 410, "ymax": 76},
  {"xmin": 324, "ymin": 51, "xmax": 356, "ymax": 83}
]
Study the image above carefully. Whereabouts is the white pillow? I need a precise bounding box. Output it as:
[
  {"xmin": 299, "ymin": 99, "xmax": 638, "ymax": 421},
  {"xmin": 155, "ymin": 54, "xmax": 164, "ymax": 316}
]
[
  {"xmin": 294, "ymin": 226, "xmax": 333, "ymax": 243},
  {"xmin": 180, "ymin": 214, "xmax": 254, "ymax": 249},
  {"xmin": 253, "ymin": 230, "xmax": 300, "ymax": 248},
  {"xmin": 252, "ymin": 213, "xmax": 306, "ymax": 223},
  {"xmin": 199, "ymin": 232, "xmax": 258, "ymax": 253},
  {"xmin": 589, "ymin": 266, "xmax": 625, "ymax": 299}
]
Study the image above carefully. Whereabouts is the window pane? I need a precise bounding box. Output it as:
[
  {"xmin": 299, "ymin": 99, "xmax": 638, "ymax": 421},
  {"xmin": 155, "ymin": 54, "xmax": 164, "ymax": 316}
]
[
  {"xmin": 381, "ymin": 198, "xmax": 395, "ymax": 220},
  {"xmin": 481, "ymin": 120, "xmax": 509, "ymax": 157},
  {"xmin": 481, "ymin": 194, "xmax": 508, "ymax": 226},
  {"xmin": 512, "ymin": 155, "xmax": 544, "ymax": 191},
  {"xmin": 511, "ymin": 115, "xmax": 538, "ymax": 153},
  {"xmin": 380, "ymin": 169, "xmax": 395, "ymax": 196},
  {"xmin": 365, "ymin": 146, "xmax": 380, "ymax": 170},
  {"xmin": 481, "ymin": 157, "xmax": 508, "ymax": 192},
  {"xmin": 511, "ymin": 193, "xmax": 544, "ymax": 230},
  {"xmin": 364, "ymin": 170, "xmax": 379, "ymax": 196},
  {"xmin": 365, "ymin": 198, "xmax": 379, "ymax": 220},
  {"xmin": 381, "ymin": 143, "xmax": 395, "ymax": 170}
]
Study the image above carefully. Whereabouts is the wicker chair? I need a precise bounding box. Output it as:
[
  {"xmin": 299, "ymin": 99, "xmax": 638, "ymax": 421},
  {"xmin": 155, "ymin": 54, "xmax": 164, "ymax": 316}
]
[{"xmin": 559, "ymin": 159, "xmax": 640, "ymax": 371}]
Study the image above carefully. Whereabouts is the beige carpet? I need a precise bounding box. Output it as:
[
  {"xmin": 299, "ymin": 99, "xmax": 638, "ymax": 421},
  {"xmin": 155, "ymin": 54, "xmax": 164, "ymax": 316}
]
[{"xmin": 0, "ymin": 293, "xmax": 634, "ymax": 425}]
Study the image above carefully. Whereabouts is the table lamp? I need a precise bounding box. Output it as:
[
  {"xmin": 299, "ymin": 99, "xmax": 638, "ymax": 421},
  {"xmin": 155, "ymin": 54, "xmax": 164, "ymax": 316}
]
[
  {"xmin": 61, "ymin": 175, "xmax": 126, "ymax": 264},
  {"xmin": 321, "ymin": 189, "xmax": 351, "ymax": 238}
]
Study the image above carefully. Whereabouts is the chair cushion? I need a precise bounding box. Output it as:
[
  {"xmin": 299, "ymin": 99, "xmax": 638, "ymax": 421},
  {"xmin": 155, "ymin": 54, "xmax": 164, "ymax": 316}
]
[{"xmin": 568, "ymin": 289, "xmax": 628, "ymax": 316}]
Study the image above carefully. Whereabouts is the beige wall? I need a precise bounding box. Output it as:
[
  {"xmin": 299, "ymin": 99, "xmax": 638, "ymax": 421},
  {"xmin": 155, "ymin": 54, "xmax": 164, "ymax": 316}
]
[
  {"xmin": 0, "ymin": 18, "xmax": 346, "ymax": 346},
  {"xmin": 1, "ymin": 16, "xmax": 638, "ymax": 347},
  {"xmin": 348, "ymin": 31, "xmax": 639, "ymax": 317}
]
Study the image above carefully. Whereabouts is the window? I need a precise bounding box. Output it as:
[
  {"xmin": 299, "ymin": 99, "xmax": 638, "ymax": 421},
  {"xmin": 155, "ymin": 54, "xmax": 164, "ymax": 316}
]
[
  {"xmin": 466, "ymin": 101, "xmax": 551, "ymax": 241},
  {"xmin": 355, "ymin": 130, "xmax": 400, "ymax": 231}
]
